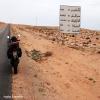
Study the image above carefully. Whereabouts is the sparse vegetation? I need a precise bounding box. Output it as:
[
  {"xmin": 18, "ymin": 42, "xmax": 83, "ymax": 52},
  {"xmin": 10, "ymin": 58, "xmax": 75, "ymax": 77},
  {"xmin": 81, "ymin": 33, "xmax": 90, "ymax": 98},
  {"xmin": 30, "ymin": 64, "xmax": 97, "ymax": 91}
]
[
  {"xmin": 31, "ymin": 49, "xmax": 52, "ymax": 61},
  {"xmin": 31, "ymin": 49, "xmax": 42, "ymax": 61}
]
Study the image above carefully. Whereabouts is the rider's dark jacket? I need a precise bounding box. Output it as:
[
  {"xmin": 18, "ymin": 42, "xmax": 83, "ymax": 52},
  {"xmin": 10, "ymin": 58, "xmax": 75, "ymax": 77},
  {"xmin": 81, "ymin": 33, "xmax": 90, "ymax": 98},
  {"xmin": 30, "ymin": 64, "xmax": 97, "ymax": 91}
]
[
  {"xmin": 7, "ymin": 42, "xmax": 22, "ymax": 59},
  {"xmin": 7, "ymin": 47, "xmax": 22, "ymax": 59}
]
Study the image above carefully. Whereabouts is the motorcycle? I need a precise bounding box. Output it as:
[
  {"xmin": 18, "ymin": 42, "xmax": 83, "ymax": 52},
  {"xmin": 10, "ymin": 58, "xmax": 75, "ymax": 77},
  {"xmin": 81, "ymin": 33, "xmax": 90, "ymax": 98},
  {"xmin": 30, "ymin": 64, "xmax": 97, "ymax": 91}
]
[{"xmin": 7, "ymin": 35, "xmax": 22, "ymax": 74}]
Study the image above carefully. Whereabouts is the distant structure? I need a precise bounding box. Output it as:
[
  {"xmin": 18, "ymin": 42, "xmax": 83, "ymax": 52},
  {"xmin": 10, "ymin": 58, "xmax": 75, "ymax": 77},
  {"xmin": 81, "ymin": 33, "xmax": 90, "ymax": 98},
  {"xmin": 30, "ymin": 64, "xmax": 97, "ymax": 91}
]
[{"xmin": 59, "ymin": 5, "xmax": 81, "ymax": 34}]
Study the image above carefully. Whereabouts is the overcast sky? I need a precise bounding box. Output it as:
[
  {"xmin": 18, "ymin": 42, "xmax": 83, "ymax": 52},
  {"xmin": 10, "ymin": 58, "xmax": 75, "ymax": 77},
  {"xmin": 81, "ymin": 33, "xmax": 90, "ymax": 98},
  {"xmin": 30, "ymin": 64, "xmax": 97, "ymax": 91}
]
[{"xmin": 0, "ymin": 0, "xmax": 100, "ymax": 30}]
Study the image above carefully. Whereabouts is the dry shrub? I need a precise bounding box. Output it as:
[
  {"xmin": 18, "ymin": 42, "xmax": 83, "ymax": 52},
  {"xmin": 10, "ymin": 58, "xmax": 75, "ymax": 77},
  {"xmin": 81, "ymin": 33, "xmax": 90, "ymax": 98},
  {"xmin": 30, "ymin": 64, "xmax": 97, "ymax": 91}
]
[
  {"xmin": 31, "ymin": 49, "xmax": 42, "ymax": 61},
  {"xmin": 31, "ymin": 49, "xmax": 52, "ymax": 61}
]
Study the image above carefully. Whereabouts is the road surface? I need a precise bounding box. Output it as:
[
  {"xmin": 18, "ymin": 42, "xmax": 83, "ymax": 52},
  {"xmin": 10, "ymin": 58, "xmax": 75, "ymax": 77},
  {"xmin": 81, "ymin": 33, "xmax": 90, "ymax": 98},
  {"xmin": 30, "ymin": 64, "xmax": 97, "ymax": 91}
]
[{"xmin": 0, "ymin": 25, "xmax": 12, "ymax": 100}]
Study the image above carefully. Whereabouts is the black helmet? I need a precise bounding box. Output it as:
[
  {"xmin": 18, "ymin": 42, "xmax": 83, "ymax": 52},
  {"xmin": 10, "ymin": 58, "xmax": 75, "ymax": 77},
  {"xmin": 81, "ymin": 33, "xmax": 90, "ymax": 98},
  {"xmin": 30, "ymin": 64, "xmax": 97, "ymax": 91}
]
[{"xmin": 11, "ymin": 36, "xmax": 17, "ymax": 42}]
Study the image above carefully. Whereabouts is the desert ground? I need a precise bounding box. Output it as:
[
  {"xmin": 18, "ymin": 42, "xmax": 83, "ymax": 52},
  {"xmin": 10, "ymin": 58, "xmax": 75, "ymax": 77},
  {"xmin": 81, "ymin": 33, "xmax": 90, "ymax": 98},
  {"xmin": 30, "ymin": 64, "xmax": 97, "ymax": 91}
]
[
  {"xmin": 10, "ymin": 24, "xmax": 100, "ymax": 100},
  {"xmin": 0, "ymin": 22, "xmax": 6, "ymax": 29}
]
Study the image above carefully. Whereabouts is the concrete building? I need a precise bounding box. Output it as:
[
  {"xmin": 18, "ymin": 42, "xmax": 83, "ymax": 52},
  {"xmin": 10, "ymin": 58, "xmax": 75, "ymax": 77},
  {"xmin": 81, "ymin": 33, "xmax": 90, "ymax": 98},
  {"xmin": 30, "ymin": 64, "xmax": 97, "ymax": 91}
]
[{"xmin": 59, "ymin": 5, "xmax": 81, "ymax": 34}]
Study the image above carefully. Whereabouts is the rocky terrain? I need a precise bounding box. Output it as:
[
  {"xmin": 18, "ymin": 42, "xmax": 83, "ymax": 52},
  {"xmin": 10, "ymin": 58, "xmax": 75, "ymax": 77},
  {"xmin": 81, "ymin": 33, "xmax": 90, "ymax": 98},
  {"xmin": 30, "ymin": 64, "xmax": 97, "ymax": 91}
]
[
  {"xmin": 11, "ymin": 24, "xmax": 100, "ymax": 100},
  {"xmin": 12, "ymin": 24, "xmax": 100, "ymax": 53}
]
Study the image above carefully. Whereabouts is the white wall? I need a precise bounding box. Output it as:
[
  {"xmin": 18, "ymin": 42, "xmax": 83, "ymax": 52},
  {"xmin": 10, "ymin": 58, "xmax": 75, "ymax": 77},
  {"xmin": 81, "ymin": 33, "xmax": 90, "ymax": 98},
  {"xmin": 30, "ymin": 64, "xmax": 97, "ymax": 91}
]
[{"xmin": 59, "ymin": 5, "xmax": 81, "ymax": 34}]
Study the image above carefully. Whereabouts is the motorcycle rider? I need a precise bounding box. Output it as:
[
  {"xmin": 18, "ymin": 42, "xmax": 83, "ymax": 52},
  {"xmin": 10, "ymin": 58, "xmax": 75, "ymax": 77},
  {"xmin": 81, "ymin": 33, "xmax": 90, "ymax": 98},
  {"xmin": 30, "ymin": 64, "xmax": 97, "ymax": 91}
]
[{"xmin": 7, "ymin": 36, "xmax": 22, "ymax": 74}]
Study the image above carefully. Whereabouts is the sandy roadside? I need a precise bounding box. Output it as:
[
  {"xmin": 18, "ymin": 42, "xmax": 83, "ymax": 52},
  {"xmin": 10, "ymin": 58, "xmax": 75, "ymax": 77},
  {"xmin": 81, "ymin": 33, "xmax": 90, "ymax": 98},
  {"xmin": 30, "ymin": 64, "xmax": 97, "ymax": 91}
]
[
  {"xmin": 12, "ymin": 26, "xmax": 100, "ymax": 100},
  {"xmin": 0, "ymin": 22, "xmax": 6, "ymax": 29}
]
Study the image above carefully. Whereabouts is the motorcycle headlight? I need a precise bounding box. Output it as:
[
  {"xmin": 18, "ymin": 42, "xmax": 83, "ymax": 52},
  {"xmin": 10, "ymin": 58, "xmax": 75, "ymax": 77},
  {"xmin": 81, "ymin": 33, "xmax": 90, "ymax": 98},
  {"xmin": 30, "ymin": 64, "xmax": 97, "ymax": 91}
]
[{"xmin": 7, "ymin": 36, "xmax": 10, "ymax": 39}]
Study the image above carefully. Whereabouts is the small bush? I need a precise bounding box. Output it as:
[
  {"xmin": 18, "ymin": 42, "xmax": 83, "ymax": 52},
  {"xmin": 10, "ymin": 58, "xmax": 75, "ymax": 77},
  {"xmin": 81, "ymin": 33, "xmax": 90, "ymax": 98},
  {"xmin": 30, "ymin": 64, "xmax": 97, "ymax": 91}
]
[
  {"xmin": 31, "ymin": 49, "xmax": 52, "ymax": 61},
  {"xmin": 31, "ymin": 49, "xmax": 42, "ymax": 61}
]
